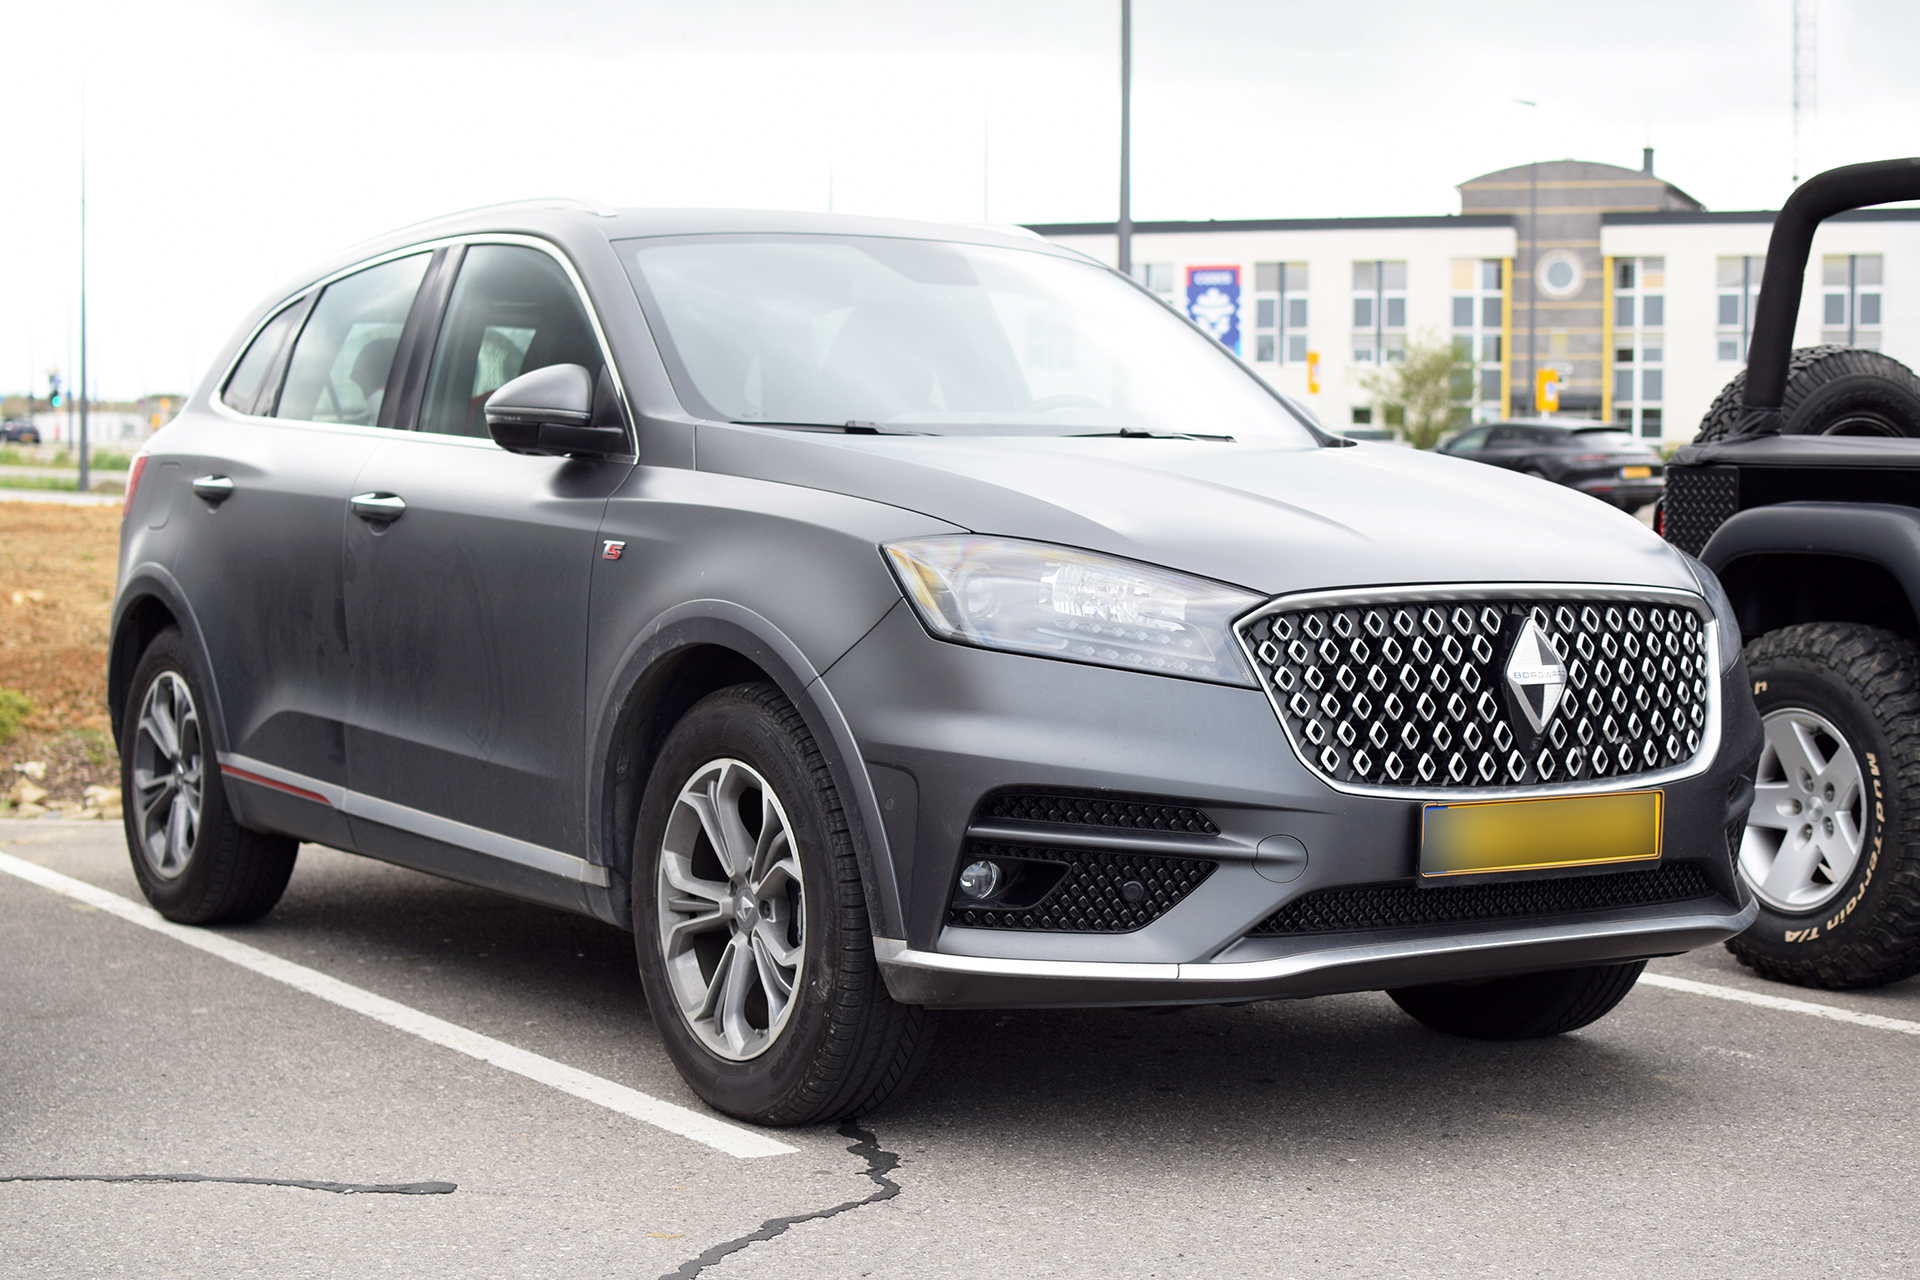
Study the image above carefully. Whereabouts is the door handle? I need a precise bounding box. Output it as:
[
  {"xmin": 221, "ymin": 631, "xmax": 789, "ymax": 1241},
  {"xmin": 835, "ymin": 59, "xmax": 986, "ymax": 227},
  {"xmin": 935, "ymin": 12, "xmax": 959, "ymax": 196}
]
[
  {"xmin": 191, "ymin": 474, "xmax": 234, "ymax": 505},
  {"xmin": 350, "ymin": 492, "xmax": 407, "ymax": 523}
]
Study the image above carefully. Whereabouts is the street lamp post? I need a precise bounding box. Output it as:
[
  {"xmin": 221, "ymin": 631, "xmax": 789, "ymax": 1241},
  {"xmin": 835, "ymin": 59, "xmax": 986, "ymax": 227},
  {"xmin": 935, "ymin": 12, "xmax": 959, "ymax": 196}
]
[
  {"xmin": 1515, "ymin": 99, "xmax": 1539, "ymax": 415},
  {"xmin": 1117, "ymin": 0, "xmax": 1132, "ymax": 279},
  {"xmin": 77, "ymin": 97, "xmax": 90, "ymax": 494}
]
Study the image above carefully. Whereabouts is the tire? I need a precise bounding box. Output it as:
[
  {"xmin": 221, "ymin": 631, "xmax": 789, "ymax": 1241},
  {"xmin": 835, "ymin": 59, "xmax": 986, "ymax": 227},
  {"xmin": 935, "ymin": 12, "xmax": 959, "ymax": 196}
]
[
  {"xmin": 1693, "ymin": 346, "xmax": 1920, "ymax": 443},
  {"xmin": 120, "ymin": 628, "xmax": 298, "ymax": 924},
  {"xmin": 1726, "ymin": 623, "xmax": 1920, "ymax": 987},
  {"xmin": 1388, "ymin": 961, "xmax": 1646, "ymax": 1040},
  {"xmin": 631, "ymin": 682, "xmax": 937, "ymax": 1125}
]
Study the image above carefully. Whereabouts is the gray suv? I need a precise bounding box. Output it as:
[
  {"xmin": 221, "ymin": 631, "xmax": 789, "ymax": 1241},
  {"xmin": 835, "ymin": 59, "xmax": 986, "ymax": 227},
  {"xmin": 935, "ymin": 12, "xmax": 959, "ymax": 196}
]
[{"xmin": 110, "ymin": 204, "xmax": 1762, "ymax": 1125}]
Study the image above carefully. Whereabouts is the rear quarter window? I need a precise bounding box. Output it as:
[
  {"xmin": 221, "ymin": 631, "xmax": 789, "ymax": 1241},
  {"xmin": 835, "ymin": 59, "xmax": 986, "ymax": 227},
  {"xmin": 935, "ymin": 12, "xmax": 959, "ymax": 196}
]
[{"xmin": 220, "ymin": 302, "xmax": 306, "ymax": 416}]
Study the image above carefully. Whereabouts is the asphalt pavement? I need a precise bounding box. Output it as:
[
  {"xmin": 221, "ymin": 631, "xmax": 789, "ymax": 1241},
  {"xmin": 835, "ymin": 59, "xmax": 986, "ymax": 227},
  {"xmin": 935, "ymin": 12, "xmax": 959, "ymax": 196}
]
[{"xmin": 3, "ymin": 818, "xmax": 1916, "ymax": 1278}]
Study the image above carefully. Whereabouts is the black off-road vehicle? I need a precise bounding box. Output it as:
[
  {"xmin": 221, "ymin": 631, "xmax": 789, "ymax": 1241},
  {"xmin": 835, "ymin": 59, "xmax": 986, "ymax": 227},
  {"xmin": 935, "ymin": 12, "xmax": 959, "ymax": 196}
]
[{"xmin": 1664, "ymin": 157, "xmax": 1920, "ymax": 989}]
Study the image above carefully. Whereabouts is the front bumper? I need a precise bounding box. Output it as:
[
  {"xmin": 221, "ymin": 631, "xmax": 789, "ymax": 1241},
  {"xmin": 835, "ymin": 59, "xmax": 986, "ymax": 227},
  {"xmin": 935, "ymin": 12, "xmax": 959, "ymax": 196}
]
[{"xmin": 825, "ymin": 602, "xmax": 1762, "ymax": 1009}]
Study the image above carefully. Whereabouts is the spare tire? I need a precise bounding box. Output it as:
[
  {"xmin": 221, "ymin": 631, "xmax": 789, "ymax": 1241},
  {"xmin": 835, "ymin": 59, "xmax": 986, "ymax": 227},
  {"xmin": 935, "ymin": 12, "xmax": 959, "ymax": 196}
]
[{"xmin": 1693, "ymin": 345, "xmax": 1920, "ymax": 443}]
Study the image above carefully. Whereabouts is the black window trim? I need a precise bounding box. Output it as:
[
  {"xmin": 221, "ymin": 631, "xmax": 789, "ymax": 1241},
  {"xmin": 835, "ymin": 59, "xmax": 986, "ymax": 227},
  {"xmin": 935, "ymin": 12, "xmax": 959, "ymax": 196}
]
[{"xmin": 208, "ymin": 234, "xmax": 635, "ymax": 456}]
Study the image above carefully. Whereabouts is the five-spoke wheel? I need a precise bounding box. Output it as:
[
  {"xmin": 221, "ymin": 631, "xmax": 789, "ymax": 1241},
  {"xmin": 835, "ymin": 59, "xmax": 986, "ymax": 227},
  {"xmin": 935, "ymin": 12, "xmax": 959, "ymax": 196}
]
[{"xmin": 1740, "ymin": 707, "xmax": 1865, "ymax": 913}]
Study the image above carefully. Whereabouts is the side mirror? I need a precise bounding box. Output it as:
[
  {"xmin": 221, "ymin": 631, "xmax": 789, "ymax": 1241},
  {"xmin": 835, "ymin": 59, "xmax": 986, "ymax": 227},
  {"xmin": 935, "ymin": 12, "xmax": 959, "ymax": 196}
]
[{"xmin": 484, "ymin": 363, "xmax": 629, "ymax": 459}]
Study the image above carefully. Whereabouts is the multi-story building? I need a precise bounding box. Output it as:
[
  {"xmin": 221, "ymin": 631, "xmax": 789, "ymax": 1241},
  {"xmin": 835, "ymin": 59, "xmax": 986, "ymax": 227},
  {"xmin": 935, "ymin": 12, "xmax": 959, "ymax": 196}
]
[{"xmin": 1029, "ymin": 153, "xmax": 1920, "ymax": 445}]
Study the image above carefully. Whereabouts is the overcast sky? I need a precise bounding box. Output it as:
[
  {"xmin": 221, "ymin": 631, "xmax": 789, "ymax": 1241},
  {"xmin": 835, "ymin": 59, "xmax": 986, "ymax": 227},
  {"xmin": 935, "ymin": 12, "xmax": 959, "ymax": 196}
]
[{"xmin": 4, "ymin": 0, "xmax": 1917, "ymax": 401}]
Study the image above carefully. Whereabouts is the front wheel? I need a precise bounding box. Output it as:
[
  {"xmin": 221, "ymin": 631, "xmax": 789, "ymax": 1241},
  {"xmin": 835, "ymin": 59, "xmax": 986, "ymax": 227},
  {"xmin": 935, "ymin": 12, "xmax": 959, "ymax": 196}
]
[
  {"xmin": 120, "ymin": 628, "xmax": 297, "ymax": 923},
  {"xmin": 1388, "ymin": 962, "xmax": 1646, "ymax": 1039},
  {"xmin": 631, "ymin": 682, "xmax": 936, "ymax": 1125},
  {"xmin": 1726, "ymin": 623, "xmax": 1920, "ymax": 987}
]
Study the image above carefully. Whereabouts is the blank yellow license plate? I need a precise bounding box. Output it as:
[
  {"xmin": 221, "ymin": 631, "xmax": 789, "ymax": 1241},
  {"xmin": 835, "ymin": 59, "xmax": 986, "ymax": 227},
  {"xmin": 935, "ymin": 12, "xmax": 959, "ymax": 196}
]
[
  {"xmin": 1620, "ymin": 465, "xmax": 1653, "ymax": 479},
  {"xmin": 1420, "ymin": 790, "xmax": 1663, "ymax": 879}
]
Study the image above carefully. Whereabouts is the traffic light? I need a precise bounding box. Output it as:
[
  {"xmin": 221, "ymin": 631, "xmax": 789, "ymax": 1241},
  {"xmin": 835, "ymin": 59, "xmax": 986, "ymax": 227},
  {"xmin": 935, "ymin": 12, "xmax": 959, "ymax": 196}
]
[{"xmin": 47, "ymin": 374, "xmax": 62, "ymax": 409}]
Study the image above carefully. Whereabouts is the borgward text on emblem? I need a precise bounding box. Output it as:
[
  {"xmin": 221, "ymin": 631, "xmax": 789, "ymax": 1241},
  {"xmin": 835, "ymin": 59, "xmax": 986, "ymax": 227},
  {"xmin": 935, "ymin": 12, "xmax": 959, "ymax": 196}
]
[{"xmin": 1505, "ymin": 616, "xmax": 1569, "ymax": 733}]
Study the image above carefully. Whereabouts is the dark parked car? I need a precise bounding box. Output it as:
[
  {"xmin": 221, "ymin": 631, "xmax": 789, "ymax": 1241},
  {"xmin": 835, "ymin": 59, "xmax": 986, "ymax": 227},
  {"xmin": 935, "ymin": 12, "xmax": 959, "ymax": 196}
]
[
  {"xmin": 1442, "ymin": 419, "xmax": 1665, "ymax": 509},
  {"xmin": 1, "ymin": 420, "xmax": 41, "ymax": 443},
  {"xmin": 110, "ymin": 204, "xmax": 1759, "ymax": 1126}
]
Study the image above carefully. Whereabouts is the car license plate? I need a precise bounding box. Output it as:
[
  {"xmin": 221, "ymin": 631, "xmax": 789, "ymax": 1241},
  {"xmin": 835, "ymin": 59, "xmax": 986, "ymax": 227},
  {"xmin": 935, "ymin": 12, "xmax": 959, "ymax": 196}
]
[
  {"xmin": 1620, "ymin": 465, "xmax": 1652, "ymax": 480},
  {"xmin": 1419, "ymin": 790, "xmax": 1663, "ymax": 879}
]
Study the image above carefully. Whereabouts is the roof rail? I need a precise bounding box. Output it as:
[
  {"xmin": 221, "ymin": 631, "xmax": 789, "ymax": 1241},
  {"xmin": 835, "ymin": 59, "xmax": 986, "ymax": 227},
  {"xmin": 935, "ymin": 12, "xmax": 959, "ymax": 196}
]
[{"xmin": 1739, "ymin": 158, "xmax": 1920, "ymax": 436}]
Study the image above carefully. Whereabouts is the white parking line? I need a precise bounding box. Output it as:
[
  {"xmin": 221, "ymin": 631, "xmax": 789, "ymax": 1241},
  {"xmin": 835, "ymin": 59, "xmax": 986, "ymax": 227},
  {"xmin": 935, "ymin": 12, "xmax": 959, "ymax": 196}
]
[
  {"xmin": 0, "ymin": 850, "xmax": 797, "ymax": 1160},
  {"xmin": 1640, "ymin": 971, "xmax": 1920, "ymax": 1036}
]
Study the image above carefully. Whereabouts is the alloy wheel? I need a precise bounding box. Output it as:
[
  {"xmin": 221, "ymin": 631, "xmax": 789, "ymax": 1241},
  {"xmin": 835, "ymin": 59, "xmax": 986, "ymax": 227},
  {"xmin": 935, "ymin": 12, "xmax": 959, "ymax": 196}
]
[
  {"xmin": 1740, "ymin": 706, "xmax": 1866, "ymax": 912},
  {"xmin": 654, "ymin": 758, "xmax": 806, "ymax": 1061},
  {"xmin": 131, "ymin": 671, "xmax": 204, "ymax": 881}
]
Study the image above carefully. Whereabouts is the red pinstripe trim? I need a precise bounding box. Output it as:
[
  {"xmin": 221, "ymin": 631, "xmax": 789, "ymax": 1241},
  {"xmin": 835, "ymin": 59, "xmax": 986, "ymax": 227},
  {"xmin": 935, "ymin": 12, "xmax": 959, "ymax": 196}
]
[{"xmin": 220, "ymin": 765, "xmax": 332, "ymax": 807}]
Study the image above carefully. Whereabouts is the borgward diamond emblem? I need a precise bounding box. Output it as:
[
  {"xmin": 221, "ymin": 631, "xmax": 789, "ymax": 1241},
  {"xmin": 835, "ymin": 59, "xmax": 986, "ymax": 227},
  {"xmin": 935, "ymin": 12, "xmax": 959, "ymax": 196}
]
[{"xmin": 1505, "ymin": 617, "xmax": 1569, "ymax": 733}]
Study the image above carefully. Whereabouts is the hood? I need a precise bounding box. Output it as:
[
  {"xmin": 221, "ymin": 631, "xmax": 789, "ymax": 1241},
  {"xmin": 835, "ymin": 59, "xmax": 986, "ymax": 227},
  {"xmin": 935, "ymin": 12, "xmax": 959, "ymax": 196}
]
[{"xmin": 696, "ymin": 424, "xmax": 1696, "ymax": 597}]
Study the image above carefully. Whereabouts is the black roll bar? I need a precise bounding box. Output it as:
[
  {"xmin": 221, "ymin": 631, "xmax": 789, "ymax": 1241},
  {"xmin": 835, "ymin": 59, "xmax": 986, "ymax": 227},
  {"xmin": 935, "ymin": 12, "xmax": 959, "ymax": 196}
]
[{"xmin": 1735, "ymin": 157, "xmax": 1920, "ymax": 436}]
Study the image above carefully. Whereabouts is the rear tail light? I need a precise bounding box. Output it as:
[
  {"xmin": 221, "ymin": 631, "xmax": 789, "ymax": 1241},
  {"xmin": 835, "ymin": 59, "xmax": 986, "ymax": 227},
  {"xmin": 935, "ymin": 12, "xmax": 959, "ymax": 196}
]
[{"xmin": 123, "ymin": 454, "xmax": 149, "ymax": 516}]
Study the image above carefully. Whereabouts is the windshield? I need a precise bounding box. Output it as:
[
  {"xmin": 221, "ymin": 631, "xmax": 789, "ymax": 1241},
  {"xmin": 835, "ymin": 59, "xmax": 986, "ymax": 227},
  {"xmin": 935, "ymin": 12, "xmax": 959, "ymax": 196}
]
[
  {"xmin": 1567, "ymin": 429, "xmax": 1644, "ymax": 450},
  {"xmin": 619, "ymin": 234, "xmax": 1317, "ymax": 442}
]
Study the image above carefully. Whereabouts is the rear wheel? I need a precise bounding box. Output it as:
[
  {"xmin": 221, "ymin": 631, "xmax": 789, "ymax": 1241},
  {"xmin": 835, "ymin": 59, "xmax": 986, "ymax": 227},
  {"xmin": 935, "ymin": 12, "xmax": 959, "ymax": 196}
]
[
  {"xmin": 120, "ymin": 629, "xmax": 297, "ymax": 924},
  {"xmin": 1727, "ymin": 623, "xmax": 1920, "ymax": 987},
  {"xmin": 632, "ymin": 682, "xmax": 937, "ymax": 1125},
  {"xmin": 1694, "ymin": 346, "xmax": 1920, "ymax": 443},
  {"xmin": 1388, "ymin": 961, "xmax": 1646, "ymax": 1039}
]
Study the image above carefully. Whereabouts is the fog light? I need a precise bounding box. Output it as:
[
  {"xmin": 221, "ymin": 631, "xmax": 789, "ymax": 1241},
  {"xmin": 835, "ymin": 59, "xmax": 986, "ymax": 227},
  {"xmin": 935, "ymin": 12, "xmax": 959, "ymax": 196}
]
[{"xmin": 958, "ymin": 860, "xmax": 1002, "ymax": 900}]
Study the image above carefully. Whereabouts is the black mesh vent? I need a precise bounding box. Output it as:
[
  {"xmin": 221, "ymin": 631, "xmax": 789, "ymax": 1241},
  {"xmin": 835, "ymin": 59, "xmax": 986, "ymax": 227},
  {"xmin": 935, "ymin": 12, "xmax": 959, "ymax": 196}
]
[
  {"xmin": 1245, "ymin": 598, "xmax": 1709, "ymax": 790},
  {"xmin": 1248, "ymin": 861, "xmax": 1715, "ymax": 937},
  {"xmin": 1663, "ymin": 466, "xmax": 1740, "ymax": 557},
  {"xmin": 949, "ymin": 841, "xmax": 1216, "ymax": 932},
  {"xmin": 980, "ymin": 792, "xmax": 1219, "ymax": 836}
]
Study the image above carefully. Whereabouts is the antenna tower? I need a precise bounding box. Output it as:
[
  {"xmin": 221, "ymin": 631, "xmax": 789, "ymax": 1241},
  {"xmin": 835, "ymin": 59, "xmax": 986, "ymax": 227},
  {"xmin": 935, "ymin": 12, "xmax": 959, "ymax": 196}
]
[{"xmin": 1792, "ymin": 0, "xmax": 1818, "ymax": 185}]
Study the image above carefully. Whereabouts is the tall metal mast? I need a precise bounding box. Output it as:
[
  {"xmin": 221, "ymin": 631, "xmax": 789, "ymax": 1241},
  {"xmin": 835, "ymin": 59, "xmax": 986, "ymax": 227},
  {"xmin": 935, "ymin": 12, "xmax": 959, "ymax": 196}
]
[
  {"xmin": 1793, "ymin": 0, "xmax": 1818, "ymax": 185},
  {"xmin": 1116, "ymin": 0, "xmax": 1132, "ymax": 279}
]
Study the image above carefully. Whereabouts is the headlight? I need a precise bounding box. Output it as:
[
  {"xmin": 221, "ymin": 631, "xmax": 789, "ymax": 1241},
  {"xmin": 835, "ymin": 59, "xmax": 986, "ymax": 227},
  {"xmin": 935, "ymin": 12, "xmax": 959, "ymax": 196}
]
[
  {"xmin": 1681, "ymin": 551, "xmax": 1743, "ymax": 672},
  {"xmin": 883, "ymin": 536, "xmax": 1262, "ymax": 685}
]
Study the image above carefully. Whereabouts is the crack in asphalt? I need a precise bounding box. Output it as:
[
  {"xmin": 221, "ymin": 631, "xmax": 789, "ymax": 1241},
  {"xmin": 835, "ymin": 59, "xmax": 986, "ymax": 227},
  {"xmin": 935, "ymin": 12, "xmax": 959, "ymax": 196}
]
[
  {"xmin": 0, "ymin": 1173, "xmax": 456, "ymax": 1195},
  {"xmin": 658, "ymin": 1120, "xmax": 900, "ymax": 1280}
]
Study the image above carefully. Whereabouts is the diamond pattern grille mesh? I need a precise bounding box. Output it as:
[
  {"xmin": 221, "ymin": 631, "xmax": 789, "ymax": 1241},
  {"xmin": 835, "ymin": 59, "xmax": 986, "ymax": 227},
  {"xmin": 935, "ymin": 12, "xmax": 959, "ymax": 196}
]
[
  {"xmin": 947, "ymin": 841, "xmax": 1216, "ymax": 933},
  {"xmin": 1245, "ymin": 598, "xmax": 1709, "ymax": 790},
  {"xmin": 1248, "ymin": 861, "xmax": 1714, "ymax": 936},
  {"xmin": 1662, "ymin": 466, "xmax": 1740, "ymax": 557}
]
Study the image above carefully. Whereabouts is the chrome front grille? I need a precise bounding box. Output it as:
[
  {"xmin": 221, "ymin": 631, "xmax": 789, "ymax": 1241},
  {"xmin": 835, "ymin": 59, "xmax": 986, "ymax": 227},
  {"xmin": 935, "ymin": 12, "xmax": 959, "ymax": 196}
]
[{"xmin": 1238, "ymin": 589, "xmax": 1713, "ymax": 792}]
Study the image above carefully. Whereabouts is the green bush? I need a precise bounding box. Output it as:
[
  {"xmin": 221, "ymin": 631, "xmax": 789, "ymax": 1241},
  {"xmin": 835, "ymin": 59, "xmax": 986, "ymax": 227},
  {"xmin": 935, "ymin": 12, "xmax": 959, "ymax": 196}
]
[
  {"xmin": 89, "ymin": 450, "xmax": 134, "ymax": 471},
  {"xmin": 0, "ymin": 689, "xmax": 33, "ymax": 746}
]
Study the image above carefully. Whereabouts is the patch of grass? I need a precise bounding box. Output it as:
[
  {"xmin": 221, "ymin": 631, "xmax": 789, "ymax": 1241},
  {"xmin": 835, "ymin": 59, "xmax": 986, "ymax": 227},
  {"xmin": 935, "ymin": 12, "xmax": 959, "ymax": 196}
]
[
  {"xmin": 0, "ymin": 448, "xmax": 21, "ymax": 465},
  {"xmin": 0, "ymin": 688, "xmax": 31, "ymax": 746},
  {"xmin": 89, "ymin": 449, "xmax": 135, "ymax": 471},
  {"xmin": 0, "ymin": 474, "xmax": 124, "ymax": 493}
]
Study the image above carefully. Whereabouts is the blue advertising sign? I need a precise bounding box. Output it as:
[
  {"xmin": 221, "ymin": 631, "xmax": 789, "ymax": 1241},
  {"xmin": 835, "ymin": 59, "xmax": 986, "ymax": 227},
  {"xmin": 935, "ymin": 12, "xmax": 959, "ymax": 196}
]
[{"xmin": 1186, "ymin": 265, "xmax": 1241, "ymax": 354}]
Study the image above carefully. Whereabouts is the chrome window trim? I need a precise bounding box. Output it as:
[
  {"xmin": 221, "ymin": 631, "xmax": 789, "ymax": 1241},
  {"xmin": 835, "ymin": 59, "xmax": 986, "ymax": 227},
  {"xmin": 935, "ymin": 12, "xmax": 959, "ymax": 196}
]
[
  {"xmin": 1231, "ymin": 581, "xmax": 1723, "ymax": 802},
  {"xmin": 208, "ymin": 233, "xmax": 636, "ymax": 454}
]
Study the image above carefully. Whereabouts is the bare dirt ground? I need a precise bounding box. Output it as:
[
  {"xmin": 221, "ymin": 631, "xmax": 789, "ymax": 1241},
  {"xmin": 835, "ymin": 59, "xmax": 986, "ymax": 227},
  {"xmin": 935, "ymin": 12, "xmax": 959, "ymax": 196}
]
[{"xmin": 0, "ymin": 502, "xmax": 121, "ymax": 806}]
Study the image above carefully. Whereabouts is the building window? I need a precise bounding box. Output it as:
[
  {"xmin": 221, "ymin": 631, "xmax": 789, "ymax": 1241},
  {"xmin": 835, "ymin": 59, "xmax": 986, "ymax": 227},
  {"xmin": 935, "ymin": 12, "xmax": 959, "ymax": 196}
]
[
  {"xmin": 1452, "ymin": 257, "xmax": 1506, "ymax": 419},
  {"xmin": 1716, "ymin": 255, "xmax": 1764, "ymax": 362},
  {"xmin": 1353, "ymin": 260, "xmax": 1406, "ymax": 364},
  {"xmin": 1253, "ymin": 262, "xmax": 1309, "ymax": 365},
  {"xmin": 1822, "ymin": 254, "xmax": 1884, "ymax": 350},
  {"xmin": 1134, "ymin": 263, "xmax": 1176, "ymax": 298},
  {"xmin": 1614, "ymin": 257, "xmax": 1665, "ymax": 438},
  {"xmin": 1351, "ymin": 406, "xmax": 1372, "ymax": 425}
]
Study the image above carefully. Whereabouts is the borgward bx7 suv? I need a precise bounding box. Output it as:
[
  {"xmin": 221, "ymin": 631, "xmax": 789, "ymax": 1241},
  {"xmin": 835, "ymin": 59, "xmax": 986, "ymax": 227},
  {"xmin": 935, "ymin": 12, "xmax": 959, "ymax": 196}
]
[{"xmin": 110, "ymin": 205, "xmax": 1762, "ymax": 1124}]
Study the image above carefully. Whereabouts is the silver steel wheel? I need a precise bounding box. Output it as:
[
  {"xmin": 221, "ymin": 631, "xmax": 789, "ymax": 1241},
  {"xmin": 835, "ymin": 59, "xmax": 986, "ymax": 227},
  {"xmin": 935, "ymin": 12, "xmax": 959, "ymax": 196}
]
[
  {"xmin": 654, "ymin": 758, "xmax": 806, "ymax": 1062},
  {"xmin": 1740, "ymin": 706, "xmax": 1866, "ymax": 912},
  {"xmin": 130, "ymin": 671, "xmax": 204, "ymax": 881}
]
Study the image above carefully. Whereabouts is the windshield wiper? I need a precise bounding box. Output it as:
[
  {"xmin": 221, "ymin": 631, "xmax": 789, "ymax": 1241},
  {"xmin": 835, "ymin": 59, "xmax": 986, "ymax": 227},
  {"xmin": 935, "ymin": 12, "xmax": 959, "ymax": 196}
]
[
  {"xmin": 1067, "ymin": 428, "xmax": 1236, "ymax": 442},
  {"xmin": 730, "ymin": 419, "xmax": 926, "ymax": 436}
]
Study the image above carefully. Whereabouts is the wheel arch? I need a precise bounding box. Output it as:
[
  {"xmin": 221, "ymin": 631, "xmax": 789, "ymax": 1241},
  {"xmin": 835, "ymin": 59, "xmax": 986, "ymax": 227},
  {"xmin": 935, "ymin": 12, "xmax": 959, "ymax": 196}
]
[
  {"xmin": 108, "ymin": 567, "xmax": 225, "ymax": 754},
  {"xmin": 1703, "ymin": 503, "xmax": 1920, "ymax": 645},
  {"xmin": 586, "ymin": 601, "xmax": 904, "ymax": 938}
]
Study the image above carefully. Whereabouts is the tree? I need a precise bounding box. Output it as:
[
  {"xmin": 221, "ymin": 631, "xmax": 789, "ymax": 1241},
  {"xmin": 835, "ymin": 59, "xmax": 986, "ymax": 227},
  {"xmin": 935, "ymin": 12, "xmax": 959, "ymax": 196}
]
[{"xmin": 1361, "ymin": 331, "xmax": 1476, "ymax": 449}]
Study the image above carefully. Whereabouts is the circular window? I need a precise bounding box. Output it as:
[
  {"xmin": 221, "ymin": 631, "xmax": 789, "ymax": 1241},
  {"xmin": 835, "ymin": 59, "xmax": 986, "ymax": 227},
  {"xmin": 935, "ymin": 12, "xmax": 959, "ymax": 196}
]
[{"xmin": 1535, "ymin": 251, "xmax": 1584, "ymax": 299}]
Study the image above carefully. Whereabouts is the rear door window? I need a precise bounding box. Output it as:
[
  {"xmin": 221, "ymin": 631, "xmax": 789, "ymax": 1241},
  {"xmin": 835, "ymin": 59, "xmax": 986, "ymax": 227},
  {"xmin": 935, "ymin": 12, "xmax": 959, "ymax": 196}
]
[
  {"xmin": 220, "ymin": 301, "xmax": 306, "ymax": 415},
  {"xmin": 275, "ymin": 254, "xmax": 431, "ymax": 425},
  {"xmin": 416, "ymin": 245, "xmax": 605, "ymax": 438}
]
